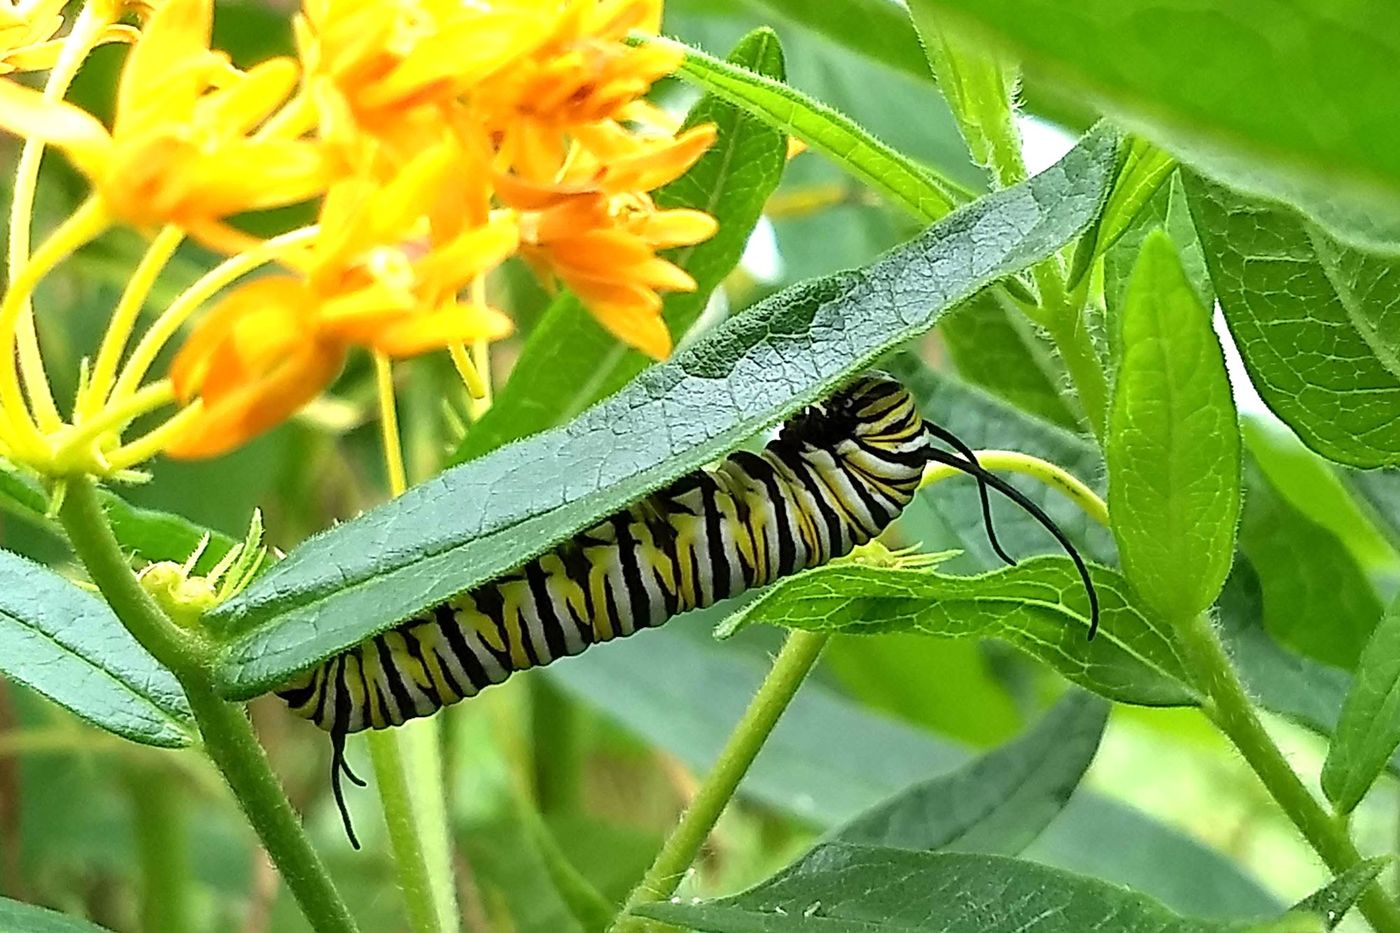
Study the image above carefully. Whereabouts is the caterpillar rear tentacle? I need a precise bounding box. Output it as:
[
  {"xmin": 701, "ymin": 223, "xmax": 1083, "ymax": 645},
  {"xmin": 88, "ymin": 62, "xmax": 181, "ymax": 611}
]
[{"xmin": 275, "ymin": 374, "xmax": 1098, "ymax": 847}]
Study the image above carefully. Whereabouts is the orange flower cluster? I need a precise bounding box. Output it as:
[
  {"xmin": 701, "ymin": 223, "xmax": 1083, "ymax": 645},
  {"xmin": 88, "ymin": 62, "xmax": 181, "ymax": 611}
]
[{"xmin": 0, "ymin": 0, "xmax": 715, "ymax": 459}]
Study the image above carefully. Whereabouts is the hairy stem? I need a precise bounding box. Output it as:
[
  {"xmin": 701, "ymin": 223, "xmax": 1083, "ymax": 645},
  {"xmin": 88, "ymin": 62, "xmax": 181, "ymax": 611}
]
[
  {"xmin": 126, "ymin": 763, "xmax": 192, "ymax": 933},
  {"xmin": 1174, "ymin": 613, "xmax": 1400, "ymax": 933},
  {"xmin": 614, "ymin": 630, "xmax": 829, "ymax": 932},
  {"xmin": 57, "ymin": 476, "xmax": 359, "ymax": 933}
]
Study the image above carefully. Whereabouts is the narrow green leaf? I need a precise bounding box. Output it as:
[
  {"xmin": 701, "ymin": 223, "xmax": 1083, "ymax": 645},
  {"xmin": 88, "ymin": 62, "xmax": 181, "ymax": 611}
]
[
  {"xmin": 454, "ymin": 28, "xmax": 790, "ymax": 461},
  {"xmin": 826, "ymin": 690, "xmax": 1108, "ymax": 855},
  {"xmin": 1290, "ymin": 858, "xmax": 1390, "ymax": 930},
  {"xmin": 1183, "ymin": 172, "xmax": 1400, "ymax": 468},
  {"xmin": 1238, "ymin": 461, "xmax": 1383, "ymax": 670},
  {"xmin": 0, "ymin": 548, "xmax": 193, "ymax": 747},
  {"xmin": 659, "ymin": 35, "xmax": 974, "ymax": 222},
  {"xmin": 0, "ymin": 898, "xmax": 116, "ymax": 933},
  {"xmin": 1069, "ymin": 137, "xmax": 1176, "ymax": 288},
  {"xmin": 940, "ymin": 291, "xmax": 1078, "ymax": 430},
  {"xmin": 743, "ymin": 0, "xmax": 931, "ymax": 83},
  {"xmin": 209, "ymin": 126, "xmax": 1118, "ymax": 698},
  {"xmin": 1346, "ymin": 467, "xmax": 1400, "ymax": 554},
  {"xmin": 0, "ymin": 468, "xmax": 237, "ymax": 571},
  {"xmin": 905, "ymin": 0, "xmax": 1400, "ymax": 242},
  {"xmin": 636, "ymin": 845, "xmax": 1282, "ymax": 932},
  {"xmin": 551, "ymin": 619, "xmax": 1278, "ymax": 916},
  {"xmin": 722, "ymin": 559, "xmax": 1198, "ymax": 708},
  {"xmin": 1107, "ymin": 229, "xmax": 1241, "ymax": 623},
  {"xmin": 1322, "ymin": 596, "xmax": 1400, "ymax": 813}
]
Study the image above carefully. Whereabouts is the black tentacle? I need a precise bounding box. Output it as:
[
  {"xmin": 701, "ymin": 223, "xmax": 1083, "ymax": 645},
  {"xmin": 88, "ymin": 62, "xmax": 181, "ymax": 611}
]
[
  {"xmin": 924, "ymin": 447, "xmax": 1101, "ymax": 639},
  {"xmin": 330, "ymin": 728, "xmax": 364, "ymax": 850},
  {"xmin": 922, "ymin": 421, "xmax": 1017, "ymax": 567}
]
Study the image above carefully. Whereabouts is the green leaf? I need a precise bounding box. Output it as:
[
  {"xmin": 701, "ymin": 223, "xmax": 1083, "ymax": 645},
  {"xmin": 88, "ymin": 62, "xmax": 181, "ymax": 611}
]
[
  {"xmin": 208, "ymin": 125, "xmax": 1119, "ymax": 698},
  {"xmin": 1346, "ymin": 467, "xmax": 1400, "ymax": 554},
  {"xmin": 722, "ymin": 559, "xmax": 1198, "ymax": 708},
  {"xmin": 1069, "ymin": 137, "xmax": 1177, "ymax": 289},
  {"xmin": 454, "ymin": 28, "xmax": 791, "ymax": 461},
  {"xmin": 636, "ymin": 845, "xmax": 1286, "ymax": 932},
  {"xmin": 905, "ymin": 0, "xmax": 1400, "ymax": 240},
  {"xmin": 0, "ymin": 898, "xmax": 116, "ymax": 933},
  {"xmin": 1107, "ymin": 230, "xmax": 1241, "ymax": 623},
  {"xmin": 551, "ymin": 619, "xmax": 1279, "ymax": 917},
  {"xmin": 0, "ymin": 548, "xmax": 193, "ymax": 747},
  {"xmin": 660, "ymin": 35, "xmax": 974, "ymax": 222},
  {"xmin": 940, "ymin": 291, "xmax": 1078, "ymax": 430},
  {"xmin": 1290, "ymin": 858, "xmax": 1389, "ymax": 930},
  {"xmin": 1238, "ymin": 461, "xmax": 1383, "ymax": 670},
  {"xmin": 826, "ymin": 690, "xmax": 1108, "ymax": 854},
  {"xmin": 1183, "ymin": 172, "xmax": 1400, "ymax": 468},
  {"xmin": 1322, "ymin": 595, "xmax": 1400, "ymax": 813},
  {"xmin": 0, "ymin": 469, "xmax": 238, "ymax": 572}
]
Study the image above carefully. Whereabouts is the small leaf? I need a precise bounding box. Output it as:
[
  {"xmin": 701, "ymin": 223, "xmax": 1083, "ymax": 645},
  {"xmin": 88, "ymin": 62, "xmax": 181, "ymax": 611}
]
[
  {"xmin": 1289, "ymin": 858, "xmax": 1389, "ymax": 930},
  {"xmin": 454, "ymin": 28, "xmax": 791, "ymax": 461},
  {"xmin": 1184, "ymin": 171, "xmax": 1400, "ymax": 468},
  {"xmin": 1107, "ymin": 229, "xmax": 1241, "ymax": 623},
  {"xmin": 209, "ymin": 126, "xmax": 1118, "ymax": 698},
  {"xmin": 636, "ymin": 844, "xmax": 1283, "ymax": 932},
  {"xmin": 746, "ymin": 0, "xmax": 931, "ymax": 84},
  {"xmin": 0, "ymin": 548, "xmax": 193, "ymax": 747},
  {"xmin": 1322, "ymin": 596, "xmax": 1400, "ymax": 813},
  {"xmin": 658, "ymin": 35, "xmax": 973, "ymax": 222},
  {"xmin": 827, "ymin": 690, "xmax": 1108, "ymax": 854},
  {"xmin": 723, "ymin": 559, "xmax": 1199, "ymax": 708},
  {"xmin": 0, "ymin": 898, "xmax": 116, "ymax": 933}
]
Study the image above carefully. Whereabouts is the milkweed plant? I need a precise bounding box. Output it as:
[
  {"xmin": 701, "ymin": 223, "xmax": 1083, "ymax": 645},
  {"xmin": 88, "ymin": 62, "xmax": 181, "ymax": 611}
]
[{"xmin": 1, "ymin": 0, "xmax": 1398, "ymax": 931}]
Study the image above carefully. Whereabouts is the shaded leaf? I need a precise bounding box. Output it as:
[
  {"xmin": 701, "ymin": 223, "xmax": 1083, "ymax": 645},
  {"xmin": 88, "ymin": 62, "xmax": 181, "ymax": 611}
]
[
  {"xmin": 826, "ymin": 690, "xmax": 1108, "ymax": 854},
  {"xmin": 455, "ymin": 28, "xmax": 791, "ymax": 461},
  {"xmin": 208, "ymin": 126, "xmax": 1119, "ymax": 698},
  {"xmin": 742, "ymin": 0, "xmax": 930, "ymax": 84},
  {"xmin": 909, "ymin": 0, "xmax": 1400, "ymax": 246},
  {"xmin": 0, "ymin": 549, "xmax": 193, "ymax": 747},
  {"xmin": 637, "ymin": 845, "xmax": 1293, "ymax": 932},
  {"xmin": 1184, "ymin": 172, "xmax": 1400, "ymax": 468},
  {"xmin": 1107, "ymin": 229, "xmax": 1241, "ymax": 623},
  {"xmin": 721, "ymin": 559, "xmax": 1198, "ymax": 708},
  {"xmin": 1322, "ymin": 595, "xmax": 1400, "ymax": 813},
  {"xmin": 1238, "ymin": 461, "xmax": 1382, "ymax": 670}
]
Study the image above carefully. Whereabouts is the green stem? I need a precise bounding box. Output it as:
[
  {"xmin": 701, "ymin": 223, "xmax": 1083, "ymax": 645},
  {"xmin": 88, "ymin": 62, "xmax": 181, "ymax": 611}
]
[
  {"xmin": 614, "ymin": 630, "xmax": 829, "ymax": 932},
  {"xmin": 126, "ymin": 764, "xmax": 192, "ymax": 933},
  {"xmin": 531, "ymin": 677, "xmax": 583, "ymax": 815},
  {"xmin": 1175, "ymin": 612, "xmax": 1400, "ymax": 933},
  {"xmin": 366, "ymin": 724, "xmax": 460, "ymax": 933},
  {"xmin": 1045, "ymin": 302, "xmax": 1109, "ymax": 441},
  {"xmin": 56, "ymin": 476, "xmax": 359, "ymax": 933}
]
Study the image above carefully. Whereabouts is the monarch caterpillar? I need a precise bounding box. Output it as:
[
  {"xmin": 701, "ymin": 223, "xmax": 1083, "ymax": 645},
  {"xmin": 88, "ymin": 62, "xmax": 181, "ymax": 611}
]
[{"xmin": 276, "ymin": 374, "xmax": 1097, "ymax": 846}]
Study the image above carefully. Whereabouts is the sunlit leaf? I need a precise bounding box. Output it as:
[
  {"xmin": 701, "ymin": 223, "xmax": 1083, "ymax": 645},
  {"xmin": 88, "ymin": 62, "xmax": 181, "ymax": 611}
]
[{"xmin": 1322, "ymin": 596, "xmax": 1400, "ymax": 813}]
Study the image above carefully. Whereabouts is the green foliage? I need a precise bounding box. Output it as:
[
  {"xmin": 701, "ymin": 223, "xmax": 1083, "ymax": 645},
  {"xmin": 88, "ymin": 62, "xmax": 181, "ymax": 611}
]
[
  {"xmin": 207, "ymin": 127, "xmax": 1117, "ymax": 698},
  {"xmin": 1292, "ymin": 859, "xmax": 1392, "ymax": 930},
  {"xmin": 1322, "ymin": 597, "xmax": 1400, "ymax": 814},
  {"xmin": 637, "ymin": 845, "xmax": 1313, "ymax": 932},
  {"xmin": 0, "ymin": 898, "xmax": 116, "ymax": 932},
  {"xmin": 0, "ymin": 548, "xmax": 193, "ymax": 747},
  {"xmin": 1107, "ymin": 229, "xmax": 1241, "ymax": 624}
]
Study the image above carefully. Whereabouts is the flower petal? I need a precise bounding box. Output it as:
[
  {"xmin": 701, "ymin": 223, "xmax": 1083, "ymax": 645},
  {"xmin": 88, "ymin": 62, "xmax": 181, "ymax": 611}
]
[
  {"xmin": 170, "ymin": 277, "xmax": 306, "ymax": 399},
  {"xmin": 0, "ymin": 79, "xmax": 110, "ymax": 170},
  {"xmin": 372, "ymin": 302, "xmax": 515, "ymax": 357}
]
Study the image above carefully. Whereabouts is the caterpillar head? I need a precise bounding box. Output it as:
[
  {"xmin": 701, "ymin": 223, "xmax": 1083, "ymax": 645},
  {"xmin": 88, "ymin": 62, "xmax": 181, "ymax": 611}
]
[{"xmin": 775, "ymin": 373, "xmax": 924, "ymax": 454}]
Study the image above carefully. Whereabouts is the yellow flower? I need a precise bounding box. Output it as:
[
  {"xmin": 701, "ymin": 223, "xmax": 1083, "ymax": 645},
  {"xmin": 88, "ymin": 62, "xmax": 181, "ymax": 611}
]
[
  {"xmin": 499, "ymin": 124, "xmax": 717, "ymax": 359},
  {"xmin": 167, "ymin": 137, "xmax": 518, "ymax": 458},
  {"xmin": 0, "ymin": 0, "xmax": 326, "ymax": 249},
  {"xmin": 0, "ymin": 0, "xmax": 136, "ymax": 74}
]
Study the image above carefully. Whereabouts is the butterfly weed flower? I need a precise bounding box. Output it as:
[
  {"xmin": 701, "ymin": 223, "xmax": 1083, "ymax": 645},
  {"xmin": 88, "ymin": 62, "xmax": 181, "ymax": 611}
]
[{"xmin": 0, "ymin": 0, "xmax": 715, "ymax": 481}]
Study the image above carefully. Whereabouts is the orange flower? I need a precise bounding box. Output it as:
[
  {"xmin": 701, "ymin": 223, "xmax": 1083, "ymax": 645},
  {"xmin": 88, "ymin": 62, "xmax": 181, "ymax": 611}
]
[
  {"xmin": 167, "ymin": 138, "xmax": 519, "ymax": 457},
  {"xmin": 296, "ymin": 0, "xmax": 551, "ymax": 156},
  {"xmin": 499, "ymin": 125, "xmax": 718, "ymax": 359},
  {"xmin": 0, "ymin": 0, "xmax": 326, "ymax": 248},
  {"xmin": 475, "ymin": 0, "xmax": 680, "ymax": 182}
]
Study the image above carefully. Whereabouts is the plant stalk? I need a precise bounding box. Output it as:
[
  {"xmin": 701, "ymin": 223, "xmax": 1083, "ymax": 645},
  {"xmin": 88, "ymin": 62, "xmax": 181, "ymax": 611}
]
[
  {"xmin": 56, "ymin": 476, "xmax": 359, "ymax": 933},
  {"xmin": 614, "ymin": 630, "xmax": 829, "ymax": 932},
  {"xmin": 1174, "ymin": 612, "xmax": 1400, "ymax": 933},
  {"xmin": 126, "ymin": 763, "xmax": 192, "ymax": 933}
]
